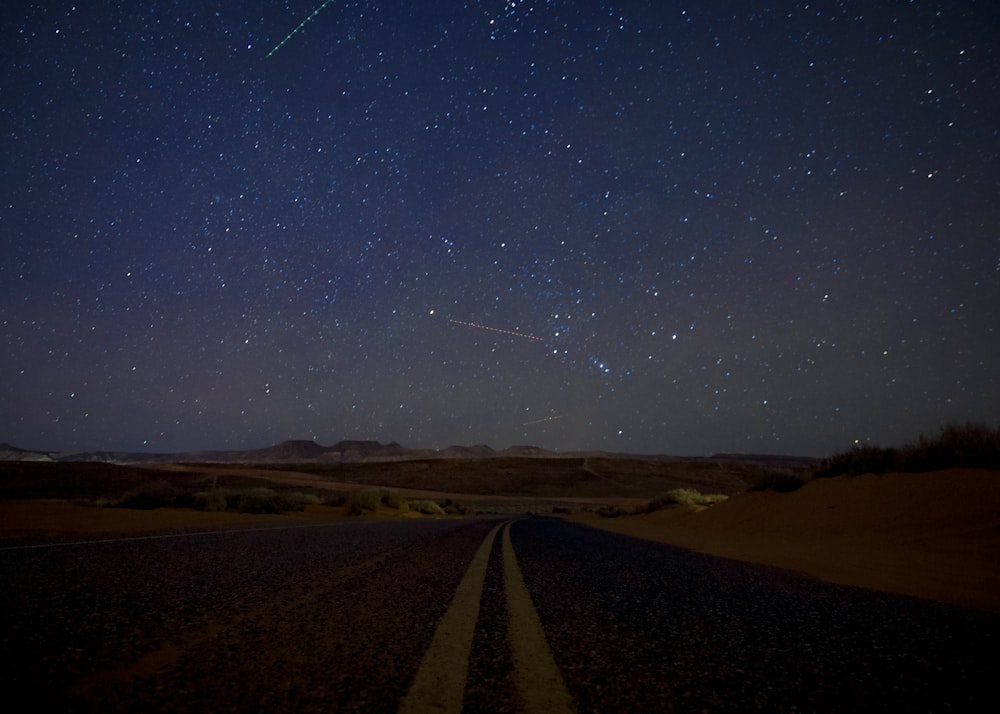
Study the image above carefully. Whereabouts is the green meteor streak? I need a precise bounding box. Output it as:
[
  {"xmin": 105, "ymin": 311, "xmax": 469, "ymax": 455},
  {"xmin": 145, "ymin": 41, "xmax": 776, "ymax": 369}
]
[{"xmin": 265, "ymin": 0, "xmax": 336, "ymax": 59}]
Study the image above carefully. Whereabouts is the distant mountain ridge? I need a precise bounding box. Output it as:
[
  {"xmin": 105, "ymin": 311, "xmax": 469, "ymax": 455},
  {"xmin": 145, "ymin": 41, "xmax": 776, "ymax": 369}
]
[
  {"xmin": 0, "ymin": 439, "xmax": 413, "ymax": 464},
  {"xmin": 0, "ymin": 439, "xmax": 574, "ymax": 464},
  {"xmin": 0, "ymin": 438, "xmax": 820, "ymax": 469}
]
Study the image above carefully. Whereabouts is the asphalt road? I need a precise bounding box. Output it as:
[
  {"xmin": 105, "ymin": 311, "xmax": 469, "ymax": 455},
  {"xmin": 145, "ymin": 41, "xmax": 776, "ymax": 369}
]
[{"xmin": 1, "ymin": 516, "xmax": 996, "ymax": 712}]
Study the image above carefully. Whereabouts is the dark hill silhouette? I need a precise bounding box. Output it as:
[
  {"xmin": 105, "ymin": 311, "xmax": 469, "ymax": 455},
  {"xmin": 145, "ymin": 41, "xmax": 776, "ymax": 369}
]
[
  {"xmin": 241, "ymin": 440, "xmax": 330, "ymax": 461},
  {"xmin": 0, "ymin": 438, "xmax": 821, "ymax": 470}
]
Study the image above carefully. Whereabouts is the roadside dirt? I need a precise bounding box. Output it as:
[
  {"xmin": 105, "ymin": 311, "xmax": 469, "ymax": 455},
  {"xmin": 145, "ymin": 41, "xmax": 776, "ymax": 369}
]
[
  {"xmin": 571, "ymin": 468, "xmax": 1000, "ymax": 613},
  {"xmin": 0, "ymin": 499, "xmax": 350, "ymax": 540}
]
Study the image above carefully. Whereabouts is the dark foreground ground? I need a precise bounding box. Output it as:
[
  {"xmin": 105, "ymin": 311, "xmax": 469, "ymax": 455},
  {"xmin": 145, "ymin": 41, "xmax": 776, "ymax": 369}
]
[
  {"xmin": 515, "ymin": 519, "xmax": 996, "ymax": 712},
  {"xmin": 1, "ymin": 516, "xmax": 996, "ymax": 712}
]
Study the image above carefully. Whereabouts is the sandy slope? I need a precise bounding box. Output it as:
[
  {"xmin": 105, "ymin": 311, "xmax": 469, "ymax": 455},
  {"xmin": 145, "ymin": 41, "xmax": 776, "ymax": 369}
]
[{"xmin": 572, "ymin": 468, "xmax": 1000, "ymax": 613}]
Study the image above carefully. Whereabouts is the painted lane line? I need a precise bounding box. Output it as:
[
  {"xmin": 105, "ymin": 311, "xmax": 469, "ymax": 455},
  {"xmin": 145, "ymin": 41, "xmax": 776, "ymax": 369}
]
[
  {"xmin": 502, "ymin": 521, "xmax": 576, "ymax": 714},
  {"xmin": 399, "ymin": 521, "xmax": 505, "ymax": 714}
]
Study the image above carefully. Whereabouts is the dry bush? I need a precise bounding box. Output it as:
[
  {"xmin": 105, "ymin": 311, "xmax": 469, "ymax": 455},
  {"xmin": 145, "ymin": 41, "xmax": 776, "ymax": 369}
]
[
  {"xmin": 748, "ymin": 470, "xmax": 808, "ymax": 492},
  {"xmin": 346, "ymin": 489, "xmax": 383, "ymax": 515},
  {"xmin": 597, "ymin": 504, "xmax": 628, "ymax": 518},
  {"xmin": 441, "ymin": 498, "xmax": 472, "ymax": 515},
  {"xmin": 814, "ymin": 421, "xmax": 1000, "ymax": 478},
  {"xmin": 646, "ymin": 488, "xmax": 728, "ymax": 512},
  {"xmin": 115, "ymin": 480, "xmax": 181, "ymax": 510},
  {"xmin": 217, "ymin": 487, "xmax": 321, "ymax": 514},
  {"xmin": 194, "ymin": 489, "xmax": 227, "ymax": 512},
  {"xmin": 233, "ymin": 487, "xmax": 282, "ymax": 514},
  {"xmin": 274, "ymin": 491, "xmax": 320, "ymax": 511},
  {"xmin": 813, "ymin": 444, "xmax": 899, "ymax": 479},
  {"xmin": 322, "ymin": 492, "xmax": 348, "ymax": 507},
  {"xmin": 407, "ymin": 499, "xmax": 445, "ymax": 515},
  {"xmin": 382, "ymin": 489, "xmax": 408, "ymax": 510}
]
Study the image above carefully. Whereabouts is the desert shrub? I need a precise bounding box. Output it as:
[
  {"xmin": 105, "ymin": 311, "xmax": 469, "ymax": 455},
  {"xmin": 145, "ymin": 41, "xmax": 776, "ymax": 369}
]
[
  {"xmin": 323, "ymin": 493, "xmax": 347, "ymax": 507},
  {"xmin": 192, "ymin": 488, "xmax": 320, "ymax": 514},
  {"xmin": 597, "ymin": 504, "xmax": 626, "ymax": 518},
  {"xmin": 748, "ymin": 470, "xmax": 807, "ymax": 493},
  {"xmin": 233, "ymin": 487, "xmax": 282, "ymax": 514},
  {"xmin": 116, "ymin": 480, "xmax": 180, "ymax": 509},
  {"xmin": 700, "ymin": 493, "xmax": 728, "ymax": 506},
  {"xmin": 899, "ymin": 421, "xmax": 1000, "ymax": 471},
  {"xmin": 381, "ymin": 489, "xmax": 408, "ymax": 510},
  {"xmin": 345, "ymin": 488, "xmax": 414, "ymax": 514},
  {"xmin": 74, "ymin": 496, "xmax": 116, "ymax": 508},
  {"xmin": 273, "ymin": 491, "xmax": 320, "ymax": 512},
  {"xmin": 552, "ymin": 506, "xmax": 572, "ymax": 514},
  {"xmin": 646, "ymin": 488, "xmax": 728, "ymax": 512},
  {"xmin": 407, "ymin": 499, "xmax": 445, "ymax": 515},
  {"xmin": 194, "ymin": 489, "xmax": 227, "ymax": 512},
  {"xmin": 648, "ymin": 488, "xmax": 698, "ymax": 508},
  {"xmin": 346, "ymin": 489, "xmax": 383, "ymax": 515},
  {"xmin": 814, "ymin": 444, "xmax": 899, "ymax": 478},
  {"xmin": 172, "ymin": 491, "xmax": 197, "ymax": 509},
  {"xmin": 815, "ymin": 422, "xmax": 1000, "ymax": 478},
  {"xmin": 440, "ymin": 498, "xmax": 471, "ymax": 515}
]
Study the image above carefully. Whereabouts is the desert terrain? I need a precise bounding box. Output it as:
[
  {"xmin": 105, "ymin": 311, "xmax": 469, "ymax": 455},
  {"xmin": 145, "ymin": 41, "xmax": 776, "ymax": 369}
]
[
  {"xmin": 1, "ymin": 455, "xmax": 997, "ymax": 613},
  {"xmin": 1, "ymin": 452, "xmax": 998, "ymax": 711}
]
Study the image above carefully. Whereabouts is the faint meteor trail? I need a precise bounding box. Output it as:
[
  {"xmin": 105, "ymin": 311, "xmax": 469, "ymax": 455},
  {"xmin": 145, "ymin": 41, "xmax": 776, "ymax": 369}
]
[
  {"xmin": 525, "ymin": 414, "xmax": 562, "ymax": 426},
  {"xmin": 265, "ymin": 0, "xmax": 336, "ymax": 59},
  {"xmin": 448, "ymin": 318, "xmax": 545, "ymax": 342}
]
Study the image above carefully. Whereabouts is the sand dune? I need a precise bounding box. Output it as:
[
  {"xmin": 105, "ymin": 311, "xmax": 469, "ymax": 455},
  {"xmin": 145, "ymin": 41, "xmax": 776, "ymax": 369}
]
[{"xmin": 574, "ymin": 468, "xmax": 1000, "ymax": 613}]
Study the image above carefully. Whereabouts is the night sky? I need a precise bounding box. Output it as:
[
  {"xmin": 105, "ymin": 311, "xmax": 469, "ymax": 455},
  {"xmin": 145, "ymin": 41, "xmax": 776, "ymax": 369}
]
[{"xmin": 2, "ymin": 1, "xmax": 998, "ymax": 457}]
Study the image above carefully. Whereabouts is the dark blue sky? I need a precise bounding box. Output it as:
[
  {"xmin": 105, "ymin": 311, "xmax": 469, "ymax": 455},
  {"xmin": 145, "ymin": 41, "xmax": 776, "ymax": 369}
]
[{"xmin": 2, "ymin": 1, "xmax": 998, "ymax": 456}]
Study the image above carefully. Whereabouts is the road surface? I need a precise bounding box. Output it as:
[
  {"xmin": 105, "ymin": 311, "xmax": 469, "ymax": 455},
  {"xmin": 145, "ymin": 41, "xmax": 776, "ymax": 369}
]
[{"xmin": 1, "ymin": 516, "xmax": 995, "ymax": 712}]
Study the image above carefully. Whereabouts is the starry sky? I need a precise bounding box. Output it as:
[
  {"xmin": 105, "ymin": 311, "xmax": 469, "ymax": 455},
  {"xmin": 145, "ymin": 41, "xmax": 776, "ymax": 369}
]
[{"xmin": 2, "ymin": 1, "xmax": 998, "ymax": 457}]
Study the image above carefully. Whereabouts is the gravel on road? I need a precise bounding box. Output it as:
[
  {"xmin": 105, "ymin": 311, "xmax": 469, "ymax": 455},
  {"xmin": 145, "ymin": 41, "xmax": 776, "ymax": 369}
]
[
  {"xmin": 512, "ymin": 517, "xmax": 998, "ymax": 712},
  {"xmin": 3, "ymin": 515, "xmax": 997, "ymax": 712}
]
